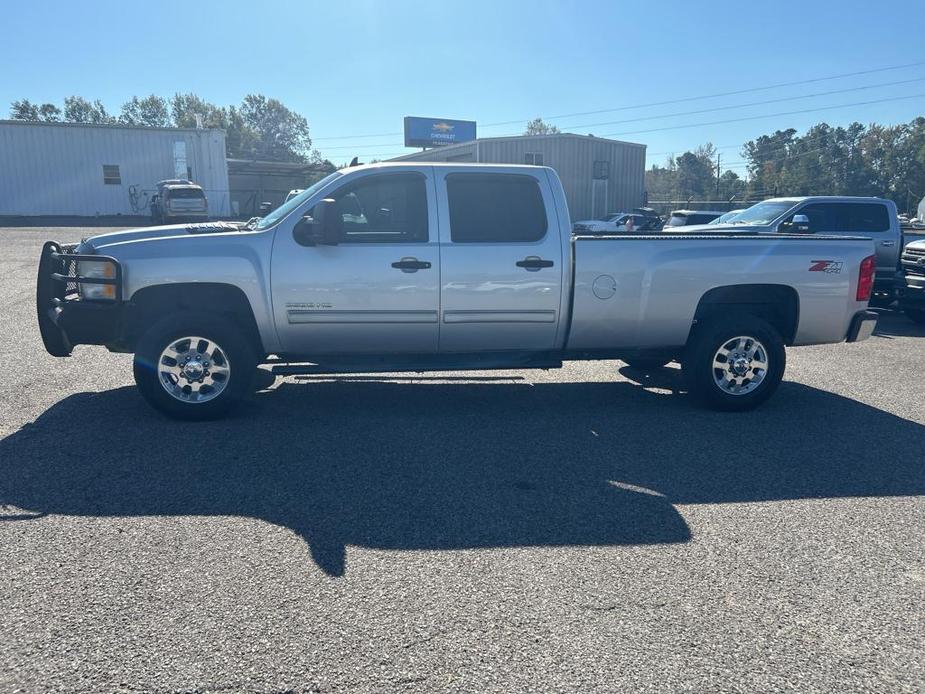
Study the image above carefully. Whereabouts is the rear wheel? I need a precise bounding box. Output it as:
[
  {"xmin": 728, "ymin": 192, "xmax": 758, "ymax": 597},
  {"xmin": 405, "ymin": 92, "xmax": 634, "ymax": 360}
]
[
  {"xmin": 683, "ymin": 316, "xmax": 785, "ymax": 411},
  {"xmin": 133, "ymin": 312, "xmax": 256, "ymax": 419}
]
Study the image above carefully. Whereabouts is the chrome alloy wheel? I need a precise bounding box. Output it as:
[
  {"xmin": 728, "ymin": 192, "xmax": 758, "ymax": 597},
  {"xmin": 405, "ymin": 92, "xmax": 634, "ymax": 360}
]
[
  {"xmin": 157, "ymin": 336, "xmax": 231, "ymax": 403},
  {"xmin": 711, "ymin": 335, "xmax": 768, "ymax": 395}
]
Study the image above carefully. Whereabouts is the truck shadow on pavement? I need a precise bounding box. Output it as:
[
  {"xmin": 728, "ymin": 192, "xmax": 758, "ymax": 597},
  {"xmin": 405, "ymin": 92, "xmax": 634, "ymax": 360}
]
[{"xmin": 2, "ymin": 378, "xmax": 923, "ymax": 576}]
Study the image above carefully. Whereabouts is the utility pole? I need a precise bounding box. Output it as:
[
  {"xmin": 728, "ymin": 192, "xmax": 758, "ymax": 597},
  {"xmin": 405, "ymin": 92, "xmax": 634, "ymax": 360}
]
[{"xmin": 715, "ymin": 153, "xmax": 721, "ymax": 198}]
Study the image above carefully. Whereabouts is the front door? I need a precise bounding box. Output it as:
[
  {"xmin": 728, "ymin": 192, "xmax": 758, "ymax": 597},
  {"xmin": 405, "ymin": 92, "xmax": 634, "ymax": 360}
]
[
  {"xmin": 271, "ymin": 169, "xmax": 440, "ymax": 355},
  {"xmin": 435, "ymin": 169, "xmax": 564, "ymax": 352}
]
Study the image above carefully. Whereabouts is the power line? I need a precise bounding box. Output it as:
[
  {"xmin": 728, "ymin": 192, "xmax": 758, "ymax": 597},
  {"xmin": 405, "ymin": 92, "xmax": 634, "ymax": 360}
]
[
  {"xmin": 554, "ymin": 76, "xmax": 925, "ymax": 131},
  {"xmin": 600, "ymin": 93, "xmax": 925, "ymax": 138},
  {"xmin": 312, "ymin": 59, "xmax": 925, "ymax": 142},
  {"xmin": 321, "ymin": 89, "xmax": 924, "ymax": 154}
]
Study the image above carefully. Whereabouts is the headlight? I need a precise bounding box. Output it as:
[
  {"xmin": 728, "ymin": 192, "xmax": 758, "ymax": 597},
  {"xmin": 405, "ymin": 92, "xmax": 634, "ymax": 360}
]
[{"xmin": 77, "ymin": 259, "xmax": 117, "ymax": 300}]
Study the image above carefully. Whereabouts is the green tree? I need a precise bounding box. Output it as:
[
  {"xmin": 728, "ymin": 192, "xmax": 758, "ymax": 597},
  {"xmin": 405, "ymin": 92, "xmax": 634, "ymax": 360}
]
[
  {"xmin": 63, "ymin": 96, "xmax": 114, "ymax": 124},
  {"xmin": 169, "ymin": 93, "xmax": 228, "ymax": 129},
  {"xmin": 119, "ymin": 95, "xmax": 170, "ymax": 127},
  {"xmin": 524, "ymin": 117, "xmax": 560, "ymax": 135},
  {"xmin": 675, "ymin": 144, "xmax": 717, "ymax": 198},
  {"xmin": 38, "ymin": 103, "xmax": 61, "ymax": 121},
  {"xmin": 239, "ymin": 94, "xmax": 311, "ymax": 162},
  {"xmin": 10, "ymin": 99, "xmax": 40, "ymax": 120},
  {"xmin": 717, "ymin": 170, "xmax": 747, "ymax": 201},
  {"xmin": 644, "ymin": 157, "xmax": 677, "ymax": 200}
]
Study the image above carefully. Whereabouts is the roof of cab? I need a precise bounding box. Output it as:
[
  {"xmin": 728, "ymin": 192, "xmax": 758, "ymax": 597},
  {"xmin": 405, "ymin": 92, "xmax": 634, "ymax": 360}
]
[
  {"xmin": 758, "ymin": 196, "xmax": 888, "ymax": 204},
  {"xmin": 342, "ymin": 161, "xmax": 552, "ymax": 173}
]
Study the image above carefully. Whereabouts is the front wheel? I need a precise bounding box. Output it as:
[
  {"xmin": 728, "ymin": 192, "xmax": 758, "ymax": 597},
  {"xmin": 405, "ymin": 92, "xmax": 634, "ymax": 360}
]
[
  {"xmin": 682, "ymin": 316, "xmax": 785, "ymax": 411},
  {"xmin": 133, "ymin": 313, "xmax": 257, "ymax": 419}
]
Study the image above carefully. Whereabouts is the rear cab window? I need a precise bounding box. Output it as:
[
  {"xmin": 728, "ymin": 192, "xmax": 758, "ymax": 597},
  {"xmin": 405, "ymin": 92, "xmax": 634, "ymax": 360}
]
[{"xmin": 446, "ymin": 173, "xmax": 547, "ymax": 243}]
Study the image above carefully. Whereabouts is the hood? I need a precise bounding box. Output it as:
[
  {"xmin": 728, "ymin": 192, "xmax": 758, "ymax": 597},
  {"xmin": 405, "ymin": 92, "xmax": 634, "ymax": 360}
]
[{"xmin": 78, "ymin": 221, "xmax": 247, "ymax": 253}]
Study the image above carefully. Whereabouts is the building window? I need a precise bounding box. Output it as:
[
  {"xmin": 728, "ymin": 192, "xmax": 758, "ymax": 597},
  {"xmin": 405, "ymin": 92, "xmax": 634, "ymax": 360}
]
[
  {"xmin": 524, "ymin": 152, "xmax": 544, "ymax": 166},
  {"xmin": 102, "ymin": 164, "xmax": 121, "ymax": 185},
  {"xmin": 593, "ymin": 161, "xmax": 610, "ymax": 180}
]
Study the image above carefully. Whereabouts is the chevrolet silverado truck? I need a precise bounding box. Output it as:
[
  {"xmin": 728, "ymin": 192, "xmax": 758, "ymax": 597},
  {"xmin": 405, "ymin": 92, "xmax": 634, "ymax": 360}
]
[{"xmin": 37, "ymin": 163, "xmax": 878, "ymax": 419}]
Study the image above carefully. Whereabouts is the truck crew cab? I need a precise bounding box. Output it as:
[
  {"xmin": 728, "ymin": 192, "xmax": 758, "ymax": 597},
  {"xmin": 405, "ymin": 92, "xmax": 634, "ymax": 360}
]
[{"xmin": 38, "ymin": 163, "xmax": 877, "ymax": 419}]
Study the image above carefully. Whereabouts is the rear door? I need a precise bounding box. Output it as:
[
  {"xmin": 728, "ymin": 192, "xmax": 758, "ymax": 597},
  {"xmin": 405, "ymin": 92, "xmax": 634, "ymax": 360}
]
[{"xmin": 435, "ymin": 169, "xmax": 563, "ymax": 352}]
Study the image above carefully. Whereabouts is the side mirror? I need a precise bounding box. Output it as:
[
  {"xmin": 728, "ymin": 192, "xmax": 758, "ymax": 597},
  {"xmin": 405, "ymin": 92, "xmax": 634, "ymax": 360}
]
[
  {"xmin": 258, "ymin": 201, "xmax": 273, "ymax": 214},
  {"xmin": 782, "ymin": 213, "xmax": 811, "ymax": 233},
  {"xmin": 293, "ymin": 198, "xmax": 343, "ymax": 246}
]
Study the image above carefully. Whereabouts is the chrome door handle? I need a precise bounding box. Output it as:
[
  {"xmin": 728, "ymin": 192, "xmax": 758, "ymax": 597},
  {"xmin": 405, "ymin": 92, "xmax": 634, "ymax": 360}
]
[
  {"xmin": 516, "ymin": 256, "xmax": 555, "ymax": 271},
  {"xmin": 880, "ymin": 241, "xmax": 896, "ymax": 247},
  {"xmin": 391, "ymin": 257, "xmax": 431, "ymax": 273}
]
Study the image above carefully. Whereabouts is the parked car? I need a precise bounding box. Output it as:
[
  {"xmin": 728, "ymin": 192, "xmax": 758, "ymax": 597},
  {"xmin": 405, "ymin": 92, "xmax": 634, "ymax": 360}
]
[
  {"xmin": 664, "ymin": 209, "xmax": 726, "ymax": 228},
  {"xmin": 285, "ymin": 189, "xmax": 305, "ymax": 203},
  {"xmin": 899, "ymin": 239, "xmax": 925, "ymax": 324},
  {"xmin": 150, "ymin": 180, "xmax": 208, "ymax": 224},
  {"xmin": 711, "ymin": 209, "xmax": 746, "ymax": 224},
  {"xmin": 573, "ymin": 212, "xmax": 630, "ymax": 233},
  {"xmin": 573, "ymin": 209, "xmax": 662, "ymax": 233},
  {"xmin": 37, "ymin": 163, "xmax": 877, "ymax": 419}
]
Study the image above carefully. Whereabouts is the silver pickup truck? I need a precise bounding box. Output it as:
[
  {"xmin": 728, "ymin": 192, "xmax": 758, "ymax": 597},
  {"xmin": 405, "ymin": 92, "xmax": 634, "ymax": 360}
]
[{"xmin": 37, "ymin": 163, "xmax": 878, "ymax": 419}]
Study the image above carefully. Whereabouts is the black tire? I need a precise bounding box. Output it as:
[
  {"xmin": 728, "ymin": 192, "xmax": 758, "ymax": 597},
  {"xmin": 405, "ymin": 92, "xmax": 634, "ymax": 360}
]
[
  {"xmin": 622, "ymin": 356, "xmax": 672, "ymax": 370},
  {"xmin": 682, "ymin": 315, "xmax": 785, "ymax": 412},
  {"xmin": 905, "ymin": 308, "xmax": 925, "ymax": 325},
  {"xmin": 133, "ymin": 312, "xmax": 257, "ymax": 420}
]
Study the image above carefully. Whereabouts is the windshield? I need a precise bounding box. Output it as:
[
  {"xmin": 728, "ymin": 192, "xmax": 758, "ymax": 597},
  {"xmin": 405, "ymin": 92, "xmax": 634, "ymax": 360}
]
[
  {"xmin": 665, "ymin": 214, "xmax": 688, "ymax": 227},
  {"xmin": 713, "ymin": 210, "xmax": 741, "ymax": 224},
  {"xmin": 598, "ymin": 213, "xmax": 620, "ymax": 222},
  {"xmin": 730, "ymin": 200, "xmax": 798, "ymax": 226},
  {"xmin": 255, "ymin": 172, "xmax": 342, "ymax": 230}
]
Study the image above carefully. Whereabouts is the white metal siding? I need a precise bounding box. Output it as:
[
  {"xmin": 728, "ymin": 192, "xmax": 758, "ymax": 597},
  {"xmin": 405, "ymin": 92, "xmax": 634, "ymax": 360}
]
[{"xmin": 0, "ymin": 121, "xmax": 230, "ymax": 216}]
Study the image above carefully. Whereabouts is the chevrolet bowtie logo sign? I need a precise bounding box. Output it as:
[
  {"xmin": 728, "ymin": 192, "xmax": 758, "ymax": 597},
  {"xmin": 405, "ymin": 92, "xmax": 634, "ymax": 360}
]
[{"xmin": 404, "ymin": 117, "xmax": 477, "ymax": 148}]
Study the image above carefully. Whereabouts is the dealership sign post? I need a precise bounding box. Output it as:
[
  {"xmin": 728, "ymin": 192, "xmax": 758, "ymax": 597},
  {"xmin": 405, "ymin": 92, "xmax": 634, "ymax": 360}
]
[{"xmin": 404, "ymin": 117, "xmax": 477, "ymax": 148}]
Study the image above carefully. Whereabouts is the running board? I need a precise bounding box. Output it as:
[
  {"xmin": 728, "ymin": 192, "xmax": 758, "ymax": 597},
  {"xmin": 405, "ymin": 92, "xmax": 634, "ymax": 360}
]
[{"xmin": 269, "ymin": 353, "xmax": 563, "ymax": 376}]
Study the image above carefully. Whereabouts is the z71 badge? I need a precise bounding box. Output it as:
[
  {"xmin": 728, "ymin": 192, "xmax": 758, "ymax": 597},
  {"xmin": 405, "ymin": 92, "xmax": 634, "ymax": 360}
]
[{"xmin": 808, "ymin": 260, "xmax": 843, "ymax": 273}]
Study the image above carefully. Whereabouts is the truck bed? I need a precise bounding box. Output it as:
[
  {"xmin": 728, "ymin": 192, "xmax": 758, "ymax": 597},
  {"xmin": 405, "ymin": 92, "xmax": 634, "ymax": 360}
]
[{"xmin": 567, "ymin": 233, "xmax": 875, "ymax": 350}]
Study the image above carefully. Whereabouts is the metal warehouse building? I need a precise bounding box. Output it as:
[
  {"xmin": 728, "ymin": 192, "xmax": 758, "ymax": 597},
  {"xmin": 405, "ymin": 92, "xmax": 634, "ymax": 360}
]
[
  {"xmin": 390, "ymin": 133, "xmax": 646, "ymax": 221},
  {"xmin": 0, "ymin": 120, "xmax": 231, "ymax": 217}
]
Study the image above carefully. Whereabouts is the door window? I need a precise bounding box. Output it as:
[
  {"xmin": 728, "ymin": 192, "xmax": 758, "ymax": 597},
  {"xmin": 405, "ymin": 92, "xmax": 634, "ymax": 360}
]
[
  {"xmin": 845, "ymin": 203, "xmax": 889, "ymax": 232},
  {"xmin": 324, "ymin": 173, "xmax": 428, "ymax": 243},
  {"xmin": 446, "ymin": 173, "xmax": 547, "ymax": 243},
  {"xmin": 786, "ymin": 203, "xmax": 838, "ymax": 232},
  {"xmin": 786, "ymin": 202, "xmax": 890, "ymax": 233}
]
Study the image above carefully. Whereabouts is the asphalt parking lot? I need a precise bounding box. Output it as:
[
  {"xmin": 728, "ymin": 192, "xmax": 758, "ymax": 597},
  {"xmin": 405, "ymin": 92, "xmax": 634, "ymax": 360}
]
[{"xmin": 2, "ymin": 226, "xmax": 924, "ymax": 693}]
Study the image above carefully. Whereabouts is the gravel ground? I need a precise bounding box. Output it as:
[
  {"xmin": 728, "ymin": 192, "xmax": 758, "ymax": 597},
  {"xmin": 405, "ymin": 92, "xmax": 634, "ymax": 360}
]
[{"xmin": 2, "ymin": 227, "xmax": 923, "ymax": 693}]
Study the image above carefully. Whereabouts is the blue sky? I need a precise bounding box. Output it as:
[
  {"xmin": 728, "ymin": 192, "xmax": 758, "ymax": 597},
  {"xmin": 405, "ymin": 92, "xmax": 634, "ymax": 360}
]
[{"xmin": 3, "ymin": 0, "xmax": 924, "ymax": 174}]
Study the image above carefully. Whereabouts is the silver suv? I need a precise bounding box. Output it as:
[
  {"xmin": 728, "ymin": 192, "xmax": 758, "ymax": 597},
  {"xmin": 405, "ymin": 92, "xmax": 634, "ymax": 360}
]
[{"xmin": 150, "ymin": 180, "xmax": 209, "ymax": 224}]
